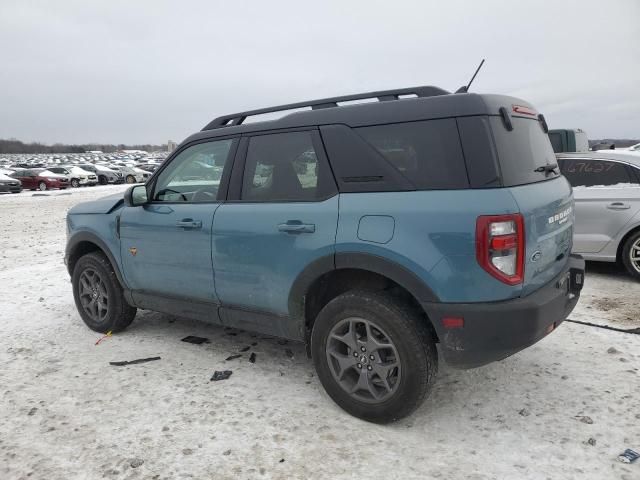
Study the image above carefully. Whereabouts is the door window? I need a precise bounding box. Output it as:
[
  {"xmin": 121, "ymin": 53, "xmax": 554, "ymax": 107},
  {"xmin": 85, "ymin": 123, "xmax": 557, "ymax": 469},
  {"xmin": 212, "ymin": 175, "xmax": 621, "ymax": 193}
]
[
  {"xmin": 241, "ymin": 131, "xmax": 334, "ymax": 201},
  {"xmin": 559, "ymin": 159, "xmax": 635, "ymax": 187},
  {"xmin": 152, "ymin": 139, "xmax": 235, "ymax": 202}
]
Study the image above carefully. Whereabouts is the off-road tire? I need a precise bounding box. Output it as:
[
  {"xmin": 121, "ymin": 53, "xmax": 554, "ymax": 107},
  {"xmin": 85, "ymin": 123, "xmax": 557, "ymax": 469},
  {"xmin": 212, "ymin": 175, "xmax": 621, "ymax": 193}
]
[
  {"xmin": 72, "ymin": 251, "xmax": 137, "ymax": 333},
  {"xmin": 311, "ymin": 290, "xmax": 437, "ymax": 423},
  {"xmin": 621, "ymin": 230, "xmax": 640, "ymax": 280}
]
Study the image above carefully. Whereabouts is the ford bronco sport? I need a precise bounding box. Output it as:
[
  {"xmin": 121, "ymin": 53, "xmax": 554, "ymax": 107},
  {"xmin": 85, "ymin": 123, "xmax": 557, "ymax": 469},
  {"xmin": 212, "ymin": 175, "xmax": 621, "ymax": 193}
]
[{"xmin": 65, "ymin": 86, "xmax": 585, "ymax": 423}]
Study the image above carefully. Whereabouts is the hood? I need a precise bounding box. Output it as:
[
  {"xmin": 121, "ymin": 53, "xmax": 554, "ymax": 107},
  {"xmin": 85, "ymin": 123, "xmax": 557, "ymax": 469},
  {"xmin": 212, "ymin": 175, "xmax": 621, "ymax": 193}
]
[{"xmin": 68, "ymin": 192, "xmax": 124, "ymax": 215}]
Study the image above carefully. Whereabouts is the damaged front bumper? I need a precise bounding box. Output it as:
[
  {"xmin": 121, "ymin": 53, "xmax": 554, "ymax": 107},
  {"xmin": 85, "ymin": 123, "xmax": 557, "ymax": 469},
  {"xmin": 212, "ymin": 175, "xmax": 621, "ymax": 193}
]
[{"xmin": 422, "ymin": 254, "xmax": 585, "ymax": 369}]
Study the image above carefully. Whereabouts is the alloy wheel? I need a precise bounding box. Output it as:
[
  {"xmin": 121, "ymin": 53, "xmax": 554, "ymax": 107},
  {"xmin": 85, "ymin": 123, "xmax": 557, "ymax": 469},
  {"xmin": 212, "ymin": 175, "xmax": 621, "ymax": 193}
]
[
  {"xmin": 630, "ymin": 238, "xmax": 640, "ymax": 274},
  {"xmin": 78, "ymin": 268, "xmax": 109, "ymax": 322},
  {"xmin": 38, "ymin": 182, "xmax": 47, "ymax": 191},
  {"xmin": 326, "ymin": 317, "xmax": 401, "ymax": 403}
]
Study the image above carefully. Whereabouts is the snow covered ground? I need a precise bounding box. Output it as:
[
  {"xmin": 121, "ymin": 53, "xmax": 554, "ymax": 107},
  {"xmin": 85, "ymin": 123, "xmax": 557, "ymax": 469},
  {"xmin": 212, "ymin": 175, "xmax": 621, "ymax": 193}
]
[{"xmin": 0, "ymin": 187, "xmax": 638, "ymax": 480}]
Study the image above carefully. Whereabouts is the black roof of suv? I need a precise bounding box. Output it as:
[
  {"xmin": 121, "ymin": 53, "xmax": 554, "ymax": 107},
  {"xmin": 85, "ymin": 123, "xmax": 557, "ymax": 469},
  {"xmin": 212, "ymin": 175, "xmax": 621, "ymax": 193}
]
[
  {"xmin": 187, "ymin": 86, "xmax": 536, "ymax": 141},
  {"xmin": 175, "ymin": 86, "xmax": 551, "ymax": 193}
]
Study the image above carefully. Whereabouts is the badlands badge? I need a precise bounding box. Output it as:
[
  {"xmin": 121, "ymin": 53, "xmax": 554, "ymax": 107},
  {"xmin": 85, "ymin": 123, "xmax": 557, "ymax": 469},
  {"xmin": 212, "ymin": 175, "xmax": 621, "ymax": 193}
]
[
  {"xmin": 548, "ymin": 206, "xmax": 572, "ymax": 226},
  {"xmin": 129, "ymin": 247, "xmax": 138, "ymax": 256}
]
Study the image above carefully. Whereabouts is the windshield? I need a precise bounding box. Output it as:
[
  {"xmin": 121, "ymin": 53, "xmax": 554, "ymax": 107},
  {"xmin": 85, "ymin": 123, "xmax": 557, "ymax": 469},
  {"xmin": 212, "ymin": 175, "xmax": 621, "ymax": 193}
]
[{"xmin": 490, "ymin": 116, "xmax": 559, "ymax": 186}]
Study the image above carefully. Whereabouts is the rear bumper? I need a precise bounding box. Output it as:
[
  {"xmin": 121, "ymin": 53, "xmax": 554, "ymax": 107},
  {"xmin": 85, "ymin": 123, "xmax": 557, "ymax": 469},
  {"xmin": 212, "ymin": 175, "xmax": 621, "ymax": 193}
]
[
  {"xmin": 0, "ymin": 185, "xmax": 22, "ymax": 193},
  {"xmin": 422, "ymin": 254, "xmax": 585, "ymax": 369}
]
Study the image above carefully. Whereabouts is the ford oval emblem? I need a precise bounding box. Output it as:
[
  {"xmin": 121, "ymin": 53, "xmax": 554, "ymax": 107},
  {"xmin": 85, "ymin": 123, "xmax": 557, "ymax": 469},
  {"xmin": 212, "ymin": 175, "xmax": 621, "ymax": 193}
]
[{"xmin": 531, "ymin": 251, "xmax": 542, "ymax": 262}]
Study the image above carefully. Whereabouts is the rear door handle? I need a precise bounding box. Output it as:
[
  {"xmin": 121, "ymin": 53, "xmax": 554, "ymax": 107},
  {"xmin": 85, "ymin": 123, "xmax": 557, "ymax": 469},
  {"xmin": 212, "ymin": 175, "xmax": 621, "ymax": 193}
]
[
  {"xmin": 607, "ymin": 202, "xmax": 631, "ymax": 210},
  {"xmin": 176, "ymin": 219, "xmax": 202, "ymax": 229},
  {"xmin": 278, "ymin": 222, "xmax": 316, "ymax": 234}
]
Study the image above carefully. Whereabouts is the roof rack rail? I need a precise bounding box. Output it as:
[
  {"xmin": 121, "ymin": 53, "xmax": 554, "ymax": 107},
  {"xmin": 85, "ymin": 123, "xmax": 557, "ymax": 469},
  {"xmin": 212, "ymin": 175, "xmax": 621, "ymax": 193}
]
[{"xmin": 201, "ymin": 85, "xmax": 449, "ymax": 130}]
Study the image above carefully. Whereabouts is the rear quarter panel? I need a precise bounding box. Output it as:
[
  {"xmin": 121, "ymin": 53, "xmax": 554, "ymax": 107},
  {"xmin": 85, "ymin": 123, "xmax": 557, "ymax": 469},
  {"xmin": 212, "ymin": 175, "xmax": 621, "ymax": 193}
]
[{"xmin": 336, "ymin": 190, "xmax": 522, "ymax": 302}]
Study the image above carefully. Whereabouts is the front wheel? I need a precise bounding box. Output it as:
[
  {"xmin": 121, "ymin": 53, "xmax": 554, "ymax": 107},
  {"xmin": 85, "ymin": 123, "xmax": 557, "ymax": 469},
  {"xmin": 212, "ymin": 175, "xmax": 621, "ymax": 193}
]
[
  {"xmin": 71, "ymin": 178, "xmax": 80, "ymax": 188},
  {"xmin": 311, "ymin": 290, "xmax": 437, "ymax": 423},
  {"xmin": 98, "ymin": 175, "xmax": 108, "ymax": 185},
  {"xmin": 38, "ymin": 181, "xmax": 47, "ymax": 191},
  {"xmin": 621, "ymin": 231, "xmax": 640, "ymax": 280},
  {"xmin": 72, "ymin": 252, "xmax": 137, "ymax": 333},
  {"xmin": 125, "ymin": 175, "xmax": 136, "ymax": 184}
]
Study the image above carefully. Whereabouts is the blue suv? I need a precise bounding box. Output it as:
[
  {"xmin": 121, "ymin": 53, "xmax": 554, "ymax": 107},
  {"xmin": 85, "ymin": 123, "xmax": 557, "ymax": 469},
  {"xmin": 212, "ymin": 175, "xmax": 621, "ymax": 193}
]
[{"xmin": 65, "ymin": 86, "xmax": 585, "ymax": 423}]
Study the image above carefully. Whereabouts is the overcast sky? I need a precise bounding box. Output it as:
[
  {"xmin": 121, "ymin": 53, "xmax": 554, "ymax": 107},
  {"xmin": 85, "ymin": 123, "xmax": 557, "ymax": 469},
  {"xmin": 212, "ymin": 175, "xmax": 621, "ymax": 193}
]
[{"xmin": 0, "ymin": 0, "xmax": 638, "ymax": 145}]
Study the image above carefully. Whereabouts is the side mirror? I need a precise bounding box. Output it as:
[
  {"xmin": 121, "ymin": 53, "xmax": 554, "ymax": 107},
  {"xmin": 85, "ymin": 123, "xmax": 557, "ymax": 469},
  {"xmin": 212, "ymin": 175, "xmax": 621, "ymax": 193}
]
[{"xmin": 124, "ymin": 185, "xmax": 148, "ymax": 207}]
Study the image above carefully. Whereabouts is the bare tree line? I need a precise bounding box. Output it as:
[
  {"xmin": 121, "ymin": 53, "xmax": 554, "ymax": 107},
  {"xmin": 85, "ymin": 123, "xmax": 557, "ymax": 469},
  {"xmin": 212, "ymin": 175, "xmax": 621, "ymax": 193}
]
[{"xmin": 0, "ymin": 138, "xmax": 166, "ymax": 154}]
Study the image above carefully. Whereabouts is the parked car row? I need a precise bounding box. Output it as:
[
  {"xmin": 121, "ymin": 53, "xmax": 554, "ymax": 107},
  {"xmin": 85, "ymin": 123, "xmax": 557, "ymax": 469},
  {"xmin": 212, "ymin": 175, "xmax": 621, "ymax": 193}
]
[{"xmin": 0, "ymin": 154, "xmax": 162, "ymax": 192}]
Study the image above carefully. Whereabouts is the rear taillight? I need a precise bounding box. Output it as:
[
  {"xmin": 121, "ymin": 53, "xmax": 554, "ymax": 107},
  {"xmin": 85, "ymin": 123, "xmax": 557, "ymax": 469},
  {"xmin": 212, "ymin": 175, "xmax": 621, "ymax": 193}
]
[{"xmin": 476, "ymin": 214, "xmax": 525, "ymax": 285}]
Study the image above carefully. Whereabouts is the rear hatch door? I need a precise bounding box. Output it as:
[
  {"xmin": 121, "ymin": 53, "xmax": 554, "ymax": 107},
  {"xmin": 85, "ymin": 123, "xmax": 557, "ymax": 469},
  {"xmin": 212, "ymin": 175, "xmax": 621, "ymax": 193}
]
[{"xmin": 489, "ymin": 112, "xmax": 573, "ymax": 296}]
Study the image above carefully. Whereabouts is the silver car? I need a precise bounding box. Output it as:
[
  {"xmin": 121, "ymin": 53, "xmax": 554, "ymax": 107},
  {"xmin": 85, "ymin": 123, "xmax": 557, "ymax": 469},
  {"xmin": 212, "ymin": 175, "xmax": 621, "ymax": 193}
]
[{"xmin": 558, "ymin": 152, "xmax": 640, "ymax": 279}]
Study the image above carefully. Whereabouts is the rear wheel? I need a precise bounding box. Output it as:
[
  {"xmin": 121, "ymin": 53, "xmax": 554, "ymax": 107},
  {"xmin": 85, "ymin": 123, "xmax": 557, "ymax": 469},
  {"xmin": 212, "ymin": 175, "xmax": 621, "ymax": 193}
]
[
  {"xmin": 311, "ymin": 290, "xmax": 437, "ymax": 423},
  {"xmin": 38, "ymin": 181, "xmax": 47, "ymax": 191},
  {"xmin": 72, "ymin": 252, "xmax": 137, "ymax": 333},
  {"xmin": 71, "ymin": 178, "xmax": 80, "ymax": 188},
  {"xmin": 621, "ymin": 231, "xmax": 640, "ymax": 280}
]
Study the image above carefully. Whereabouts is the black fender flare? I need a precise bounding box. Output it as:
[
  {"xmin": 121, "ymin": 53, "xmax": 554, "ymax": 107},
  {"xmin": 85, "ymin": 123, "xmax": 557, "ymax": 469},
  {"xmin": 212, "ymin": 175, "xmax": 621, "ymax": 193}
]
[
  {"xmin": 65, "ymin": 231, "xmax": 127, "ymax": 288},
  {"xmin": 287, "ymin": 252, "xmax": 440, "ymax": 322}
]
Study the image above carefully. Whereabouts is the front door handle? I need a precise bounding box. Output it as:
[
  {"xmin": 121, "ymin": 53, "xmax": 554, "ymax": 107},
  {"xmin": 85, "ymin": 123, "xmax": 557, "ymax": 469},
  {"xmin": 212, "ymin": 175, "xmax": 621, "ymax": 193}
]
[
  {"xmin": 278, "ymin": 222, "xmax": 316, "ymax": 234},
  {"xmin": 176, "ymin": 219, "xmax": 203, "ymax": 229},
  {"xmin": 607, "ymin": 202, "xmax": 631, "ymax": 210}
]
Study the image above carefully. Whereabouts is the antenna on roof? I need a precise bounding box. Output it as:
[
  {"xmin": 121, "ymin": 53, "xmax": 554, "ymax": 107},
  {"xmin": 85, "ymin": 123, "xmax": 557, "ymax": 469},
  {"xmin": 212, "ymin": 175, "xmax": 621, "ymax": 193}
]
[{"xmin": 455, "ymin": 59, "xmax": 485, "ymax": 93}]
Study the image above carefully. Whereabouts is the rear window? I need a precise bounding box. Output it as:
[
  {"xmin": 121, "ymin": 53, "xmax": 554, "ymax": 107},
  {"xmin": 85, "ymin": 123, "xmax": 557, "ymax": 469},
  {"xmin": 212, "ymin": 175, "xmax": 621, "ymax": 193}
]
[
  {"xmin": 356, "ymin": 119, "xmax": 469, "ymax": 189},
  {"xmin": 548, "ymin": 131, "xmax": 564, "ymax": 153},
  {"xmin": 490, "ymin": 116, "xmax": 559, "ymax": 186}
]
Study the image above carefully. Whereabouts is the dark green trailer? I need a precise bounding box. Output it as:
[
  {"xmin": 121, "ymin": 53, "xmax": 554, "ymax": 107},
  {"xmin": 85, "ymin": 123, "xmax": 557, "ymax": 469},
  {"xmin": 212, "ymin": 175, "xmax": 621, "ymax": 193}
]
[{"xmin": 548, "ymin": 129, "xmax": 589, "ymax": 153}]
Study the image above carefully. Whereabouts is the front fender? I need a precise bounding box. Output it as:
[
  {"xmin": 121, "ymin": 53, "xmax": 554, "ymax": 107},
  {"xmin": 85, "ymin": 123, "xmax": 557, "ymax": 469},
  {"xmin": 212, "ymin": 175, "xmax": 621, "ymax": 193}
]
[{"xmin": 65, "ymin": 229, "xmax": 126, "ymax": 288}]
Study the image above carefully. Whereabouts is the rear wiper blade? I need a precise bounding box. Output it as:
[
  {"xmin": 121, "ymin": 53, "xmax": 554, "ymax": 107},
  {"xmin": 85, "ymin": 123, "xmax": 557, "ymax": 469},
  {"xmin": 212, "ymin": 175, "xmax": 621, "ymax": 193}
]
[{"xmin": 534, "ymin": 163, "xmax": 559, "ymax": 174}]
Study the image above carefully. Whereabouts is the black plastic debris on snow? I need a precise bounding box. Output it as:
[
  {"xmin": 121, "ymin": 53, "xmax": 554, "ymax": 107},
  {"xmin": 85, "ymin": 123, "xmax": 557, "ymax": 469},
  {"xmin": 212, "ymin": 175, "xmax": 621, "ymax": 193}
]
[
  {"xmin": 181, "ymin": 336, "xmax": 210, "ymax": 345},
  {"xmin": 239, "ymin": 346, "xmax": 251, "ymax": 352},
  {"xmin": 618, "ymin": 449, "xmax": 639, "ymax": 463},
  {"xmin": 211, "ymin": 370, "xmax": 233, "ymax": 381},
  {"xmin": 285, "ymin": 348, "xmax": 294, "ymax": 359},
  {"xmin": 109, "ymin": 357, "xmax": 161, "ymax": 367},
  {"xmin": 32, "ymin": 193, "xmax": 50, "ymax": 197},
  {"xmin": 224, "ymin": 327, "xmax": 243, "ymax": 336},
  {"xmin": 225, "ymin": 354, "xmax": 242, "ymax": 361},
  {"xmin": 249, "ymin": 353, "xmax": 256, "ymax": 363}
]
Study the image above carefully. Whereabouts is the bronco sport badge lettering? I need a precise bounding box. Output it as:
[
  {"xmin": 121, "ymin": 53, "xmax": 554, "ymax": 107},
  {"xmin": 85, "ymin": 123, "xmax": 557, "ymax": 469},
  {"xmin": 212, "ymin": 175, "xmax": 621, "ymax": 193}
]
[{"xmin": 548, "ymin": 206, "xmax": 572, "ymax": 225}]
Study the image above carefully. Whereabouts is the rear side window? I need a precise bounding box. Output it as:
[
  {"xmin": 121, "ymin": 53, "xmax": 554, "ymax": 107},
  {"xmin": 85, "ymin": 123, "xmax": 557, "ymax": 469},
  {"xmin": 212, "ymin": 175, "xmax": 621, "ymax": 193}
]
[
  {"xmin": 490, "ymin": 117, "xmax": 559, "ymax": 186},
  {"xmin": 356, "ymin": 119, "xmax": 469, "ymax": 189},
  {"xmin": 558, "ymin": 159, "xmax": 635, "ymax": 187},
  {"xmin": 241, "ymin": 130, "xmax": 335, "ymax": 202}
]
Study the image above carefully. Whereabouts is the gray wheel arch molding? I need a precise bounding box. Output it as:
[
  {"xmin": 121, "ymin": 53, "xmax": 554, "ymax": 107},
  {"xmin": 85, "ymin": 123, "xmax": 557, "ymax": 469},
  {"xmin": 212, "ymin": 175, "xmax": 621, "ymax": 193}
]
[
  {"xmin": 287, "ymin": 252, "xmax": 441, "ymax": 332},
  {"xmin": 65, "ymin": 231, "xmax": 128, "ymax": 291}
]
